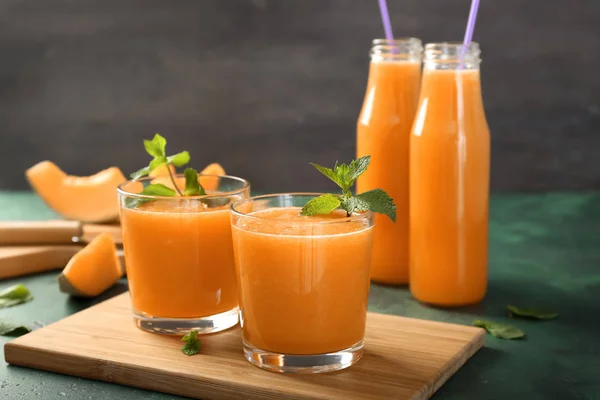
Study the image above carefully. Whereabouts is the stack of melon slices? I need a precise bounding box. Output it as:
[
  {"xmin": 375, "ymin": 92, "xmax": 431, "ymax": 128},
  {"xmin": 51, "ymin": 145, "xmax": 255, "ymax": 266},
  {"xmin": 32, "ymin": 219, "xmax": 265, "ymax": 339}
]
[{"xmin": 25, "ymin": 161, "xmax": 225, "ymax": 297}]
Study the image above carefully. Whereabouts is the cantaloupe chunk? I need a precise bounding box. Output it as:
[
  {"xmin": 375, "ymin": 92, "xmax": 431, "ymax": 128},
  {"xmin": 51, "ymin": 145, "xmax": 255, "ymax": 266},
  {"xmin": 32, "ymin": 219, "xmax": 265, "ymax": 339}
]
[
  {"xmin": 148, "ymin": 164, "xmax": 175, "ymax": 178},
  {"xmin": 150, "ymin": 163, "xmax": 225, "ymax": 192},
  {"xmin": 199, "ymin": 163, "xmax": 225, "ymax": 192},
  {"xmin": 58, "ymin": 233, "xmax": 123, "ymax": 297},
  {"xmin": 26, "ymin": 161, "xmax": 126, "ymax": 223}
]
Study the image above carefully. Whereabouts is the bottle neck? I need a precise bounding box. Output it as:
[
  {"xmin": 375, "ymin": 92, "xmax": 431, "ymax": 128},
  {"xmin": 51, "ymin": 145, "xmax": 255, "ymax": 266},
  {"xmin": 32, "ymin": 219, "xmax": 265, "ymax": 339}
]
[
  {"xmin": 422, "ymin": 42, "xmax": 481, "ymax": 71},
  {"xmin": 369, "ymin": 38, "xmax": 423, "ymax": 63}
]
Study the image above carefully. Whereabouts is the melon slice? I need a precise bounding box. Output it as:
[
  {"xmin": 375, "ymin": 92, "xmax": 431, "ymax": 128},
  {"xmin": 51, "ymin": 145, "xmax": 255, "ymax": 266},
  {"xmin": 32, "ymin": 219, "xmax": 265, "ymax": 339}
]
[
  {"xmin": 58, "ymin": 233, "xmax": 123, "ymax": 297},
  {"xmin": 150, "ymin": 163, "xmax": 226, "ymax": 192},
  {"xmin": 26, "ymin": 161, "xmax": 126, "ymax": 223},
  {"xmin": 148, "ymin": 164, "xmax": 175, "ymax": 178}
]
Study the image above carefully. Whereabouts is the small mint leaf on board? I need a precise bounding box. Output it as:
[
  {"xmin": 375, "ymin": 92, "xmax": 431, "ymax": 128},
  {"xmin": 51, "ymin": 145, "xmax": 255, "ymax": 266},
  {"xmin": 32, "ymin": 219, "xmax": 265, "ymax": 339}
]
[
  {"xmin": 507, "ymin": 305, "xmax": 558, "ymax": 320},
  {"xmin": 183, "ymin": 168, "xmax": 206, "ymax": 196},
  {"xmin": 300, "ymin": 194, "xmax": 342, "ymax": 216},
  {"xmin": 0, "ymin": 321, "xmax": 31, "ymax": 337},
  {"xmin": 181, "ymin": 330, "xmax": 201, "ymax": 356},
  {"xmin": 144, "ymin": 133, "xmax": 167, "ymax": 158},
  {"xmin": 354, "ymin": 189, "xmax": 396, "ymax": 222},
  {"xmin": 0, "ymin": 284, "xmax": 33, "ymax": 309},
  {"xmin": 167, "ymin": 151, "xmax": 191, "ymax": 168},
  {"xmin": 310, "ymin": 163, "xmax": 344, "ymax": 189},
  {"xmin": 473, "ymin": 320, "xmax": 525, "ymax": 340}
]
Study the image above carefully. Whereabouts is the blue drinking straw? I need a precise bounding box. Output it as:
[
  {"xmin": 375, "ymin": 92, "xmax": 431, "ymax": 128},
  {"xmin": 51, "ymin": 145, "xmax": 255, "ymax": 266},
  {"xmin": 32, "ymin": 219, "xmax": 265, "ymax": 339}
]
[{"xmin": 462, "ymin": 0, "xmax": 480, "ymax": 51}]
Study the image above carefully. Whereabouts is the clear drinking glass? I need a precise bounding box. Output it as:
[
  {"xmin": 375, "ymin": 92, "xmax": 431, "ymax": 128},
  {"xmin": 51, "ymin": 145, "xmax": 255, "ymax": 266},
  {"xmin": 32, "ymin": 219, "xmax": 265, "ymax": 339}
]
[
  {"xmin": 230, "ymin": 193, "xmax": 375, "ymax": 373},
  {"xmin": 117, "ymin": 174, "xmax": 250, "ymax": 335}
]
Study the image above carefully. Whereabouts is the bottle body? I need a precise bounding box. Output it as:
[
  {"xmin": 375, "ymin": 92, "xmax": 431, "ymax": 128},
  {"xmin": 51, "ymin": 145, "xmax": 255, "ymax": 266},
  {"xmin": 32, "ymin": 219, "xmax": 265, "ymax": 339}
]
[
  {"xmin": 409, "ymin": 43, "xmax": 490, "ymax": 306},
  {"xmin": 356, "ymin": 38, "xmax": 422, "ymax": 284}
]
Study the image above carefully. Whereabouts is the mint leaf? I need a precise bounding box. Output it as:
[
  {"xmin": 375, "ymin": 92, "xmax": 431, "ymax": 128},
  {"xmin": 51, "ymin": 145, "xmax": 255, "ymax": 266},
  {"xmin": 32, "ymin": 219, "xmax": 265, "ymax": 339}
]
[
  {"xmin": 300, "ymin": 194, "xmax": 342, "ymax": 216},
  {"xmin": 473, "ymin": 320, "xmax": 525, "ymax": 340},
  {"xmin": 0, "ymin": 321, "xmax": 31, "ymax": 337},
  {"xmin": 507, "ymin": 305, "xmax": 558, "ymax": 320},
  {"xmin": 310, "ymin": 163, "xmax": 344, "ymax": 189},
  {"xmin": 144, "ymin": 133, "xmax": 167, "ymax": 157},
  {"xmin": 348, "ymin": 156, "xmax": 370, "ymax": 182},
  {"xmin": 130, "ymin": 166, "xmax": 151, "ymax": 180},
  {"xmin": 0, "ymin": 284, "xmax": 33, "ymax": 309},
  {"xmin": 167, "ymin": 151, "xmax": 190, "ymax": 168},
  {"xmin": 183, "ymin": 168, "xmax": 206, "ymax": 196},
  {"xmin": 353, "ymin": 189, "xmax": 396, "ymax": 222},
  {"xmin": 140, "ymin": 184, "xmax": 177, "ymax": 197},
  {"xmin": 181, "ymin": 330, "xmax": 201, "ymax": 356}
]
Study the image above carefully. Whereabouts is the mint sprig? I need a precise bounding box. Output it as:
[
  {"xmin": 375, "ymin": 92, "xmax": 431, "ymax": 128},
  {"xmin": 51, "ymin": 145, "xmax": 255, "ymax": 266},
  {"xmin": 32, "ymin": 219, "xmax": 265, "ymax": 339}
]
[
  {"xmin": 300, "ymin": 156, "xmax": 396, "ymax": 221},
  {"xmin": 129, "ymin": 133, "xmax": 205, "ymax": 199},
  {"xmin": 181, "ymin": 330, "xmax": 201, "ymax": 356}
]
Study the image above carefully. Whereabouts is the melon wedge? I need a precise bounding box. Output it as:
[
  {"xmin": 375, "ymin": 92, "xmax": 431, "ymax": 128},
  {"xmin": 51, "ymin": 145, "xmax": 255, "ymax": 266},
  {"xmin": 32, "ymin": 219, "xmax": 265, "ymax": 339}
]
[
  {"xmin": 58, "ymin": 233, "xmax": 123, "ymax": 297},
  {"xmin": 26, "ymin": 161, "xmax": 126, "ymax": 223},
  {"xmin": 199, "ymin": 163, "xmax": 225, "ymax": 192},
  {"xmin": 150, "ymin": 163, "xmax": 226, "ymax": 192},
  {"xmin": 148, "ymin": 164, "xmax": 175, "ymax": 178}
]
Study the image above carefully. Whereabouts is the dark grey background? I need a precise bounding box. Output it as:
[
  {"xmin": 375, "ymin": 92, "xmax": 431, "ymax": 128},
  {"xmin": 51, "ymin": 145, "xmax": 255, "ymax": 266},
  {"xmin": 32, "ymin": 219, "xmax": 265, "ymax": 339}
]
[{"xmin": 1, "ymin": 0, "xmax": 598, "ymax": 192}]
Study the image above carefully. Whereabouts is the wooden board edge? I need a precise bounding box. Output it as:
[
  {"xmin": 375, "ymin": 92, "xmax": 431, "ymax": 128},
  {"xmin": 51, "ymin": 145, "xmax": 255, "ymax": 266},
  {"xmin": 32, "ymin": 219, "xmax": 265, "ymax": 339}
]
[
  {"xmin": 4, "ymin": 341, "xmax": 313, "ymax": 400},
  {"xmin": 414, "ymin": 328, "xmax": 486, "ymax": 400}
]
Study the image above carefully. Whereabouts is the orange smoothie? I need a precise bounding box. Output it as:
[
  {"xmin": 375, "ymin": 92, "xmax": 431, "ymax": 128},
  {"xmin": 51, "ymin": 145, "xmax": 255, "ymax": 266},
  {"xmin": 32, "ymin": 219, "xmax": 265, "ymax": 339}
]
[
  {"xmin": 357, "ymin": 55, "xmax": 422, "ymax": 284},
  {"xmin": 409, "ymin": 47, "xmax": 490, "ymax": 306},
  {"xmin": 231, "ymin": 207, "xmax": 374, "ymax": 355},
  {"xmin": 121, "ymin": 200, "xmax": 238, "ymax": 318}
]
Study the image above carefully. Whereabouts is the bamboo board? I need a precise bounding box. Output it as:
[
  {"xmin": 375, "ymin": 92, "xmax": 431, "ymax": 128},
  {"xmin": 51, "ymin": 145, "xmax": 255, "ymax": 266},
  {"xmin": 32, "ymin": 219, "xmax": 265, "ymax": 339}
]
[{"xmin": 5, "ymin": 293, "xmax": 485, "ymax": 400}]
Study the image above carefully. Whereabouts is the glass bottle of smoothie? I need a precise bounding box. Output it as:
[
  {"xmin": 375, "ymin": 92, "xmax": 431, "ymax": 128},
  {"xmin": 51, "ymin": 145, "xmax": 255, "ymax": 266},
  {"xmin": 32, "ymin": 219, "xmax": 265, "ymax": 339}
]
[
  {"xmin": 409, "ymin": 42, "xmax": 490, "ymax": 306},
  {"xmin": 357, "ymin": 38, "xmax": 423, "ymax": 284}
]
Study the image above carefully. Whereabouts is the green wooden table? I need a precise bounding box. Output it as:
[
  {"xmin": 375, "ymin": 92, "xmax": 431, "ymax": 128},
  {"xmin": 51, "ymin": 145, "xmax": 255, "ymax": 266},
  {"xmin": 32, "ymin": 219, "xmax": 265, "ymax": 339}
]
[{"xmin": 1, "ymin": 191, "xmax": 599, "ymax": 400}]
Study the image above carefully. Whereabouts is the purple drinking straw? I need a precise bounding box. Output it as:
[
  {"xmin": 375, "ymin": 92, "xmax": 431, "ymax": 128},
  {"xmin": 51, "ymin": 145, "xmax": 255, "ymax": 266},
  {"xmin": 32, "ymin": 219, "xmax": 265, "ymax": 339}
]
[
  {"xmin": 378, "ymin": 0, "xmax": 394, "ymax": 41},
  {"xmin": 462, "ymin": 0, "xmax": 480, "ymax": 54}
]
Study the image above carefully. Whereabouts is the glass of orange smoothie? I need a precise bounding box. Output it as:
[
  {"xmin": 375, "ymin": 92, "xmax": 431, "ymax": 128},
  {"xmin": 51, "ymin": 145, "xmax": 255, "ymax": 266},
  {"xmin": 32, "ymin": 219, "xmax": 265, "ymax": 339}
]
[
  {"xmin": 230, "ymin": 193, "xmax": 374, "ymax": 373},
  {"xmin": 118, "ymin": 174, "xmax": 250, "ymax": 334}
]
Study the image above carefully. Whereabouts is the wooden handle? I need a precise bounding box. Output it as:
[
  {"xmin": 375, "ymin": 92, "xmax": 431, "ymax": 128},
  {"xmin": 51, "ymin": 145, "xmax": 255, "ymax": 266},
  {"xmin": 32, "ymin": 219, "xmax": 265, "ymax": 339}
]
[
  {"xmin": 0, "ymin": 245, "xmax": 82, "ymax": 280},
  {"xmin": 0, "ymin": 220, "xmax": 81, "ymax": 245}
]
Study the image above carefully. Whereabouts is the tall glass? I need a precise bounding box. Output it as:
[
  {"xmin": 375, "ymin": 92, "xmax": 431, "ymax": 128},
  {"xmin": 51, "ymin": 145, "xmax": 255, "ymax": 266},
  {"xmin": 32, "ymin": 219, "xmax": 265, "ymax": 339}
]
[
  {"xmin": 409, "ymin": 42, "xmax": 490, "ymax": 306},
  {"xmin": 117, "ymin": 174, "xmax": 250, "ymax": 334},
  {"xmin": 356, "ymin": 38, "xmax": 423, "ymax": 285},
  {"xmin": 230, "ymin": 194, "xmax": 374, "ymax": 373}
]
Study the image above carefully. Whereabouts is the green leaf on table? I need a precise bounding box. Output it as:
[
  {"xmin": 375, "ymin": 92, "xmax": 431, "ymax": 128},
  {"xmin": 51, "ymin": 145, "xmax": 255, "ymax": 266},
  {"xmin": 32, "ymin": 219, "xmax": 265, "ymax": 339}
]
[
  {"xmin": 300, "ymin": 194, "xmax": 342, "ymax": 216},
  {"xmin": 181, "ymin": 330, "xmax": 201, "ymax": 356},
  {"xmin": 473, "ymin": 320, "xmax": 525, "ymax": 340},
  {"xmin": 183, "ymin": 168, "xmax": 206, "ymax": 196},
  {"xmin": 507, "ymin": 305, "xmax": 558, "ymax": 320},
  {"xmin": 0, "ymin": 284, "xmax": 33, "ymax": 309},
  {"xmin": 0, "ymin": 321, "xmax": 31, "ymax": 337}
]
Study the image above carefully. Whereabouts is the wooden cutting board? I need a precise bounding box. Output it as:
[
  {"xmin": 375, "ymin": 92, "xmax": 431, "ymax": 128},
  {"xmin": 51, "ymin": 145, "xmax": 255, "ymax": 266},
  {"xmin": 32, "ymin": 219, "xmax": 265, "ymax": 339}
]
[{"xmin": 5, "ymin": 293, "xmax": 485, "ymax": 400}]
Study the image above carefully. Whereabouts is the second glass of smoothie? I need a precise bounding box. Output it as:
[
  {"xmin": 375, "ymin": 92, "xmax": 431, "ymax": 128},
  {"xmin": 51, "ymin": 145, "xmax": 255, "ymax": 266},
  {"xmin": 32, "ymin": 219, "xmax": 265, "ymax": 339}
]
[
  {"xmin": 118, "ymin": 174, "xmax": 250, "ymax": 334},
  {"xmin": 230, "ymin": 193, "xmax": 374, "ymax": 373}
]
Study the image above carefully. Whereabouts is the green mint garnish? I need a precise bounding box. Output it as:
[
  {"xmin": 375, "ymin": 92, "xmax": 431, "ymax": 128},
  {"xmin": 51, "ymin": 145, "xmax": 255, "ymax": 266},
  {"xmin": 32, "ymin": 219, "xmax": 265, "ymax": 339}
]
[
  {"xmin": 473, "ymin": 320, "xmax": 525, "ymax": 340},
  {"xmin": 507, "ymin": 305, "xmax": 558, "ymax": 320},
  {"xmin": 0, "ymin": 320, "xmax": 32, "ymax": 337},
  {"xmin": 0, "ymin": 284, "xmax": 33, "ymax": 309},
  {"xmin": 129, "ymin": 133, "xmax": 205, "ymax": 199},
  {"xmin": 183, "ymin": 168, "xmax": 206, "ymax": 196},
  {"xmin": 180, "ymin": 330, "xmax": 201, "ymax": 356},
  {"xmin": 300, "ymin": 155, "xmax": 396, "ymax": 221}
]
